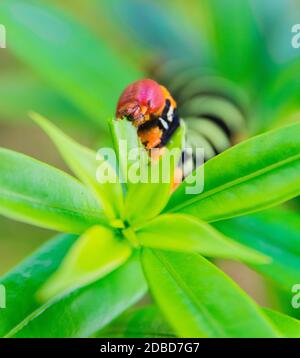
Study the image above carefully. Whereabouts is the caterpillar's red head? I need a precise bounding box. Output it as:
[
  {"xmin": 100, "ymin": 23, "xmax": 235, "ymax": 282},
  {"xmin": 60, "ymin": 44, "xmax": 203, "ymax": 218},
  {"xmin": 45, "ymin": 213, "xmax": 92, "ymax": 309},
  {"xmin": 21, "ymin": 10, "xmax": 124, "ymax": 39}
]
[
  {"xmin": 116, "ymin": 79, "xmax": 176, "ymax": 127},
  {"xmin": 116, "ymin": 79, "xmax": 178, "ymax": 149}
]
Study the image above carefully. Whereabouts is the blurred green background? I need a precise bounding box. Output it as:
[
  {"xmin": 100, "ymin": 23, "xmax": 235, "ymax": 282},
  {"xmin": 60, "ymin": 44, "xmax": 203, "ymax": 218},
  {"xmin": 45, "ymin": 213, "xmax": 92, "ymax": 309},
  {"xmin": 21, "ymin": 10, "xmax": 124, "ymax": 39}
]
[{"xmin": 0, "ymin": 0, "xmax": 299, "ymax": 309}]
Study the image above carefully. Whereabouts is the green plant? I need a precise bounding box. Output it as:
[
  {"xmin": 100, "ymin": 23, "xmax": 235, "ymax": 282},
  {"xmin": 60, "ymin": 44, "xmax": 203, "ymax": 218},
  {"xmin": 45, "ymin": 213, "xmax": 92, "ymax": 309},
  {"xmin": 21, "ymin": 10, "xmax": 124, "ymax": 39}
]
[
  {"xmin": 1, "ymin": 0, "xmax": 300, "ymax": 339},
  {"xmin": 1, "ymin": 111, "xmax": 300, "ymax": 338}
]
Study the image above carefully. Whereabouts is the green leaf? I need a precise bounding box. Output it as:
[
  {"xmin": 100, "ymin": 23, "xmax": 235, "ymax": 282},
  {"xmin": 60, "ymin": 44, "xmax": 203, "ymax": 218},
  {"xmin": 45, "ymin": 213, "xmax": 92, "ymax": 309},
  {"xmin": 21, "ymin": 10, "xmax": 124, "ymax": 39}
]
[
  {"xmin": 109, "ymin": 118, "xmax": 146, "ymax": 189},
  {"xmin": 96, "ymin": 305, "xmax": 175, "ymax": 338},
  {"xmin": 136, "ymin": 214, "xmax": 269, "ymax": 264},
  {"xmin": 167, "ymin": 122, "xmax": 300, "ymax": 222},
  {"xmin": 125, "ymin": 124, "xmax": 185, "ymax": 227},
  {"xmin": 213, "ymin": 208, "xmax": 300, "ymax": 291},
  {"xmin": 109, "ymin": 119, "xmax": 184, "ymax": 227},
  {"xmin": 0, "ymin": 234, "xmax": 77, "ymax": 337},
  {"xmin": 0, "ymin": 0, "xmax": 143, "ymax": 124},
  {"xmin": 142, "ymin": 249, "xmax": 279, "ymax": 338},
  {"xmin": 259, "ymin": 59, "xmax": 300, "ymax": 132},
  {"xmin": 263, "ymin": 308, "xmax": 300, "ymax": 338},
  {"xmin": 30, "ymin": 112, "xmax": 123, "ymax": 222},
  {"xmin": 202, "ymin": 0, "xmax": 273, "ymax": 86},
  {"xmin": 0, "ymin": 72, "xmax": 82, "ymax": 122},
  {"xmin": 0, "ymin": 148, "xmax": 104, "ymax": 233},
  {"xmin": 6, "ymin": 255, "xmax": 147, "ymax": 338},
  {"xmin": 39, "ymin": 225, "xmax": 132, "ymax": 301}
]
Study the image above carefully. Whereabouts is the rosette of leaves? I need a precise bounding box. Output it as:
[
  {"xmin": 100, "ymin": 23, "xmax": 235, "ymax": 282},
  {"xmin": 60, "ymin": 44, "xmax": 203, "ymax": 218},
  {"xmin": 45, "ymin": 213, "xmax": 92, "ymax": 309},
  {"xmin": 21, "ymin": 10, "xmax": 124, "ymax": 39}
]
[
  {"xmin": 0, "ymin": 0, "xmax": 300, "ymax": 339},
  {"xmin": 1, "ymin": 112, "xmax": 300, "ymax": 338}
]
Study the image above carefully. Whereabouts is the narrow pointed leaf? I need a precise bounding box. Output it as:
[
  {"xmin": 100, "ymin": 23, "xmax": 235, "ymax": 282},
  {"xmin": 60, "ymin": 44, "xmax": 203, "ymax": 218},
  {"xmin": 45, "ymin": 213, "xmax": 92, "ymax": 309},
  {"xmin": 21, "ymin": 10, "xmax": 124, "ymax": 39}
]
[
  {"xmin": 96, "ymin": 305, "xmax": 175, "ymax": 338},
  {"xmin": 202, "ymin": 0, "xmax": 272, "ymax": 84},
  {"xmin": 7, "ymin": 256, "xmax": 147, "ymax": 338},
  {"xmin": 0, "ymin": 148, "xmax": 104, "ymax": 233},
  {"xmin": 263, "ymin": 308, "xmax": 300, "ymax": 338},
  {"xmin": 136, "ymin": 214, "xmax": 269, "ymax": 264},
  {"xmin": 39, "ymin": 225, "xmax": 131, "ymax": 301},
  {"xmin": 31, "ymin": 112, "xmax": 123, "ymax": 220},
  {"xmin": 125, "ymin": 124, "xmax": 185, "ymax": 227},
  {"xmin": 167, "ymin": 122, "xmax": 300, "ymax": 222},
  {"xmin": 0, "ymin": 234, "xmax": 77, "ymax": 337},
  {"xmin": 213, "ymin": 208, "xmax": 300, "ymax": 291},
  {"xmin": 142, "ymin": 249, "xmax": 279, "ymax": 338},
  {"xmin": 109, "ymin": 118, "xmax": 145, "ymax": 188}
]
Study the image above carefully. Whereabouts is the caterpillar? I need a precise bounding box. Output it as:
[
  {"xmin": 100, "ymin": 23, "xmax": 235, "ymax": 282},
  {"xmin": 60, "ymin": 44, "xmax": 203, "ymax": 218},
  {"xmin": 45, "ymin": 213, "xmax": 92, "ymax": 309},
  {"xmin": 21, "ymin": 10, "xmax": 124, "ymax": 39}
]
[
  {"xmin": 116, "ymin": 78, "xmax": 180, "ymax": 150},
  {"xmin": 116, "ymin": 69, "xmax": 248, "ymax": 180}
]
